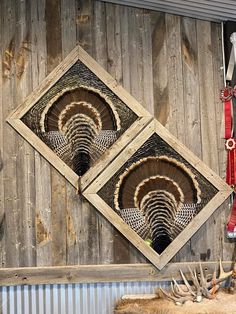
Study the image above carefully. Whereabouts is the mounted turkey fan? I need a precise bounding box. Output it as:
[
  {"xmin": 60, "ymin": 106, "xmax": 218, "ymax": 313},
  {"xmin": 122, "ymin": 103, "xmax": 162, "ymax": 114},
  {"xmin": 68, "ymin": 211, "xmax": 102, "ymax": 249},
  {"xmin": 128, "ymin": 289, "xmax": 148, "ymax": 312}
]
[
  {"xmin": 114, "ymin": 156, "xmax": 201, "ymax": 254},
  {"xmin": 39, "ymin": 86, "xmax": 120, "ymax": 176}
]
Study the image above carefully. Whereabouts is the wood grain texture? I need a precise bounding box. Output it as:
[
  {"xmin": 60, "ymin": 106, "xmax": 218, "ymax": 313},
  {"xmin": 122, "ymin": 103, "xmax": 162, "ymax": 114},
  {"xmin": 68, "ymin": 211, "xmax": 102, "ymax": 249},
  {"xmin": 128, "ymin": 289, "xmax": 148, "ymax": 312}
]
[
  {"xmin": 45, "ymin": 0, "xmax": 62, "ymax": 73},
  {"xmin": 30, "ymin": 0, "xmax": 52, "ymax": 267},
  {"xmin": 2, "ymin": 0, "xmax": 21, "ymax": 268},
  {"xmin": 75, "ymin": 0, "xmax": 98, "ymax": 265},
  {"xmin": 60, "ymin": 0, "xmax": 80, "ymax": 266},
  {"xmin": 0, "ymin": 0, "xmax": 6, "ymax": 270},
  {"xmin": 0, "ymin": 261, "xmax": 233, "ymax": 286},
  {"xmin": 45, "ymin": 0, "xmax": 68, "ymax": 267},
  {"xmin": 14, "ymin": 0, "xmax": 36, "ymax": 267},
  {"xmin": 96, "ymin": 2, "xmax": 116, "ymax": 264},
  {"xmin": 1, "ymin": 0, "xmax": 233, "ymax": 275},
  {"xmin": 152, "ymin": 12, "xmax": 169, "ymax": 125}
]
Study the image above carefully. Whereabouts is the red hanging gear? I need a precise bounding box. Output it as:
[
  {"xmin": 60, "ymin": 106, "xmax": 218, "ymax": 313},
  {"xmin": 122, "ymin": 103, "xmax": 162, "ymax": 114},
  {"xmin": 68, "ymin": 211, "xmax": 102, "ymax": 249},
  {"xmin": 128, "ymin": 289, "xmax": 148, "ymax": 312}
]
[
  {"xmin": 220, "ymin": 85, "xmax": 233, "ymax": 139},
  {"xmin": 226, "ymin": 139, "xmax": 236, "ymax": 186},
  {"xmin": 221, "ymin": 86, "xmax": 236, "ymax": 238},
  {"xmin": 226, "ymin": 194, "xmax": 236, "ymax": 238}
]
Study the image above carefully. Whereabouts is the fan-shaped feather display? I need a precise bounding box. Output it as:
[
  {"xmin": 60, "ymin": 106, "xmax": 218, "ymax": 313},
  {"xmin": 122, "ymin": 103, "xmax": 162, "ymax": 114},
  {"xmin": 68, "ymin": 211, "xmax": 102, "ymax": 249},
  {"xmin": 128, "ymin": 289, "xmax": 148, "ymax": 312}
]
[
  {"xmin": 114, "ymin": 156, "xmax": 201, "ymax": 254},
  {"xmin": 40, "ymin": 86, "xmax": 121, "ymax": 176}
]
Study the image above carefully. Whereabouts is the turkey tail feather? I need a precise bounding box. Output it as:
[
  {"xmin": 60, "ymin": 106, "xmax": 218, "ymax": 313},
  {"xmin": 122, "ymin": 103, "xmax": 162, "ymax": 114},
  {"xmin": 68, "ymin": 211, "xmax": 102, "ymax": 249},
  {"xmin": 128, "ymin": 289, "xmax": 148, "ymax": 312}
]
[
  {"xmin": 114, "ymin": 156, "xmax": 201, "ymax": 254},
  {"xmin": 40, "ymin": 87, "xmax": 120, "ymax": 176}
]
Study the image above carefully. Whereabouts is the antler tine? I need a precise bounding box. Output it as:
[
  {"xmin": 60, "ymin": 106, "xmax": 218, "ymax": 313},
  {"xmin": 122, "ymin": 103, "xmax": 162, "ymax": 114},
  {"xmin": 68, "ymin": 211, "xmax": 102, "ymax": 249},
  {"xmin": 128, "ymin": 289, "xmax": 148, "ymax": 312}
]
[
  {"xmin": 172, "ymin": 278, "xmax": 182, "ymax": 292},
  {"xmin": 202, "ymin": 288, "xmax": 216, "ymax": 300},
  {"xmin": 219, "ymin": 259, "xmax": 224, "ymax": 276},
  {"xmin": 217, "ymin": 259, "xmax": 233, "ymax": 283},
  {"xmin": 171, "ymin": 282, "xmax": 178, "ymax": 297},
  {"xmin": 159, "ymin": 288, "xmax": 192, "ymax": 306},
  {"xmin": 188, "ymin": 266, "xmax": 200, "ymax": 289},
  {"xmin": 199, "ymin": 262, "xmax": 207, "ymax": 287},
  {"xmin": 160, "ymin": 287, "xmax": 180, "ymax": 304},
  {"xmin": 188, "ymin": 266, "xmax": 202, "ymax": 302},
  {"xmin": 171, "ymin": 281, "xmax": 184, "ymax": 298},
  {"xmin": 172, "ymin": 278, "xmax": 192, "ymax": 297},
  {"xmin": 179, "ymin": 269, "xmax": 196, "ymax": 296},
  {"xmin": 212, "ymin": 265, "xmax": 217, "ymax": 281},
  {"xmin": 209, "ymin": 284, "xmax": 221, "ymax": 297}
]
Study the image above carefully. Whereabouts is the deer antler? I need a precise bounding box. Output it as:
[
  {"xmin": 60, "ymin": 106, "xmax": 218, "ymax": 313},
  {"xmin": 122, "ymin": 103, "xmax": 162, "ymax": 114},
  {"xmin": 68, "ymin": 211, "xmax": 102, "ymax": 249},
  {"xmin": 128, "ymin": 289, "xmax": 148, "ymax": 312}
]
[
  {"xmin": 159, "ymin": 288, "xmax": 193, "ymax": 306},
  {"xmin": 160, "ymin": 261, "xmax": 233, "ymax": 305}
]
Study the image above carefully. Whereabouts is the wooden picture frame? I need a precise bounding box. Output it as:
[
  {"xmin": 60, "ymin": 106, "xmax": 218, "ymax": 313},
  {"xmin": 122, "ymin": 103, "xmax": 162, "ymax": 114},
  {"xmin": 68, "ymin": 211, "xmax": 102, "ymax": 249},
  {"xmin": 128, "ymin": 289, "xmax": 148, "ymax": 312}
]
[
  {"xmin": 84, "ymin": 120, "xmax": 232, "ymax": 270},
  {"xmin": 7, "ymin": 45, "xmax": 152, "ymax": 192}
]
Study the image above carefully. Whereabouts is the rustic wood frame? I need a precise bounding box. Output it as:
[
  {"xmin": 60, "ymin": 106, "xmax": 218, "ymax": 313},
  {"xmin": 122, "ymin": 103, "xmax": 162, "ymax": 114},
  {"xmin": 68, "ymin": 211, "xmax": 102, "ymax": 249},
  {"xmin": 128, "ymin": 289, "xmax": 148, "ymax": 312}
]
[
  {"xmin": 0, "ymin": 261, "xmax": 233, "ymax": 287},
  {"xmin": 6, "ymin": 45, "xmax": 152, "ymax": 192},
  {"xmin": 84, "ymin": 119, "xmax": 232, "ymax": 270}
]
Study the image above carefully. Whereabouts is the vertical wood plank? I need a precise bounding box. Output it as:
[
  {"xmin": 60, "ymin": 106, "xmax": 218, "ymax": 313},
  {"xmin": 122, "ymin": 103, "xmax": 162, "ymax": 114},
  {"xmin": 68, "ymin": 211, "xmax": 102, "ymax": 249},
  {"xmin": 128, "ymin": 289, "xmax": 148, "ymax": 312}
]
[
  {"xmin": 0, "ymin": 2, "xmax": 4, "ymax": 309},
  {"xmin": 76, "ymin": 0, "xmax": 100, "ymax": 264},
  {"xmin": 165, "ymin": 14, "xmax": 184, "ymax": 142},
  {"xmin": 2, "ymin": 0, "xmax": 20, "ymax": 268},
  {"xmin": 61, "ymin": 0, "xmax": 77, "ymax": 58},
  {"xmin": 151, "ymin": 12, "xmax": 169, "ymax": 125},
  {"xmin": 0, "ymin": 0, "xmax": 6, "ymax": 269},
  {"xmin": 181, "ymin": 17, "xmax": 201, "ymax": 158},
  {"xmin": 175, "ymin": 17, "xmax": 200, "ymax": 262},
  {"xmin": 51, "ymin": 174, "xmax": 67, "ymax": 266},
  {"xmin": 45, "ymin": 0, "xmax": 62, "ymax": 73},
  {"xmin": 66, "ymin": 185, "xmax": 80, "ymax": 265},
  {"xmin": 60, "ymin": 0, "xmax": 79, "ymax": 265},
  {"xmin": 118, "ymin": 5, "xmax": 138, "ymax": 263},
  {"xmin": 120, "ymin": 5, "xmax": 131, "ymax": 94},
  {"xmin": 106, "ymin": 2, "xmax": 142, "ymax": 264},
  {"xmin": 164, "ymin": 14, "xmax": 186, "ymax": 262},
  {"xmin": 128, "ymin": 7, "xmax": 143, "ymax": 106},
  {"xmin": 179, "ymin": 17, "xmax": 201, "ymax": 262},
  {"xmin": 76, "ymin": 0, "xmax": 93, "ymax": 55},
  {"xmin": 14, "ymin": 0, "xmax": 36, "ymax": 267},
  {"xmin": 210, "ymin": 23, "xmax": 229, "ymax": 261},
  {"xmin": 211, "ymin": 23, "xmax": 226, "ymax": 179},
  {"xmin": 93, "ymin": 1, "xmax": 115, "ymax": 264},
  {"xmin": 142, "ymin": 10, "xmax": 154, "ymax": 116},
  {"xmin": 31, "ymin": 0, "xmax": 52, "ymax": 266},
  {"xmin": 128, "ymin": 7, "xmax": 152, "ymax": 263},
  {"xmin": 197, "ymin": 20, "xmax": 219, "ymax": 174},
  {"xmin": 35, "ymin": 154, "xmax": 52, "ymax": 266},
  {"xmin": 45, "ymin": 0, "xmax": 67, "ymax": 266},
  {"xmin": 197, "ymin": 20, "xmax": 219, "ymax": 262}
]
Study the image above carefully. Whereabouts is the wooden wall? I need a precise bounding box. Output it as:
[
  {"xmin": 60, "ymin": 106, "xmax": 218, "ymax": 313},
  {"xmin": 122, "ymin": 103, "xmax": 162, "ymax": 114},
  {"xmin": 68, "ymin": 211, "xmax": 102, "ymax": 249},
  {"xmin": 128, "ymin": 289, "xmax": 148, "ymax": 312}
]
[{"xmin": 0, "ymin": 0, "xmax": 233, "ymax": 270}]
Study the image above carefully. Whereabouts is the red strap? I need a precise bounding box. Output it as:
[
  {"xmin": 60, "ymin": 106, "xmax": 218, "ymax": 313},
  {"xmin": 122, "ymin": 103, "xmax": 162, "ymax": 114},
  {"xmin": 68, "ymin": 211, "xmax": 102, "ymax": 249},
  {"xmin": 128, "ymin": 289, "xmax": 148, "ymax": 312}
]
[
  {"xmin": 226, "ymin": 148, "xmax": 236, "ymax": 185},
  {"xmin": 227, "ymin": 196, "xmax": 236, "ymax": 232},
  {"xmin": 224, "ymin": 100, "xmax": 233, "ymax": 139},
  {"xmin": 222, "ymin": 87, "xmax": 236, "ymax": 234}
]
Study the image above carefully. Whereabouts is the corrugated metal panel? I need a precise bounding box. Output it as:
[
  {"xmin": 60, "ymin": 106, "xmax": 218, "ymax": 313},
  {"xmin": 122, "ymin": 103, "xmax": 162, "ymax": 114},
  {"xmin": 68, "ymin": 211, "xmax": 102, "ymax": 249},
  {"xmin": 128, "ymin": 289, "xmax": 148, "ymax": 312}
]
[
  {"xmin": 0, "ymin": 281, "xmax": 170, "ymax": 314},
  {"xmin": 100, "ymin": 0, "xmax": 236, "ymax": 22}
]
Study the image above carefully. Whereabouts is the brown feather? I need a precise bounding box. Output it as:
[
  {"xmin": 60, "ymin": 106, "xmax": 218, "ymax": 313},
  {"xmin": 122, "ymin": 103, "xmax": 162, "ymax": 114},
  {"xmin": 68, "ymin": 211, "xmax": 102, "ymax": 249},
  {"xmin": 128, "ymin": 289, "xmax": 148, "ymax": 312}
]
[{"xmin": 114, "ymin": 156, "xmax": 201, "ymax": 253}]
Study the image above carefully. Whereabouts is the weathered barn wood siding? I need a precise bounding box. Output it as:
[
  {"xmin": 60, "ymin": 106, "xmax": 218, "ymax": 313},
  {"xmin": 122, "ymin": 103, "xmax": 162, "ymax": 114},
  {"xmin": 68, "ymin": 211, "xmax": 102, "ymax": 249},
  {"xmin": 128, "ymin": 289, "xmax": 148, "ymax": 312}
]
[{"xmin": 0, "ymin": 0, "xmax": 231, "ymax": 269}]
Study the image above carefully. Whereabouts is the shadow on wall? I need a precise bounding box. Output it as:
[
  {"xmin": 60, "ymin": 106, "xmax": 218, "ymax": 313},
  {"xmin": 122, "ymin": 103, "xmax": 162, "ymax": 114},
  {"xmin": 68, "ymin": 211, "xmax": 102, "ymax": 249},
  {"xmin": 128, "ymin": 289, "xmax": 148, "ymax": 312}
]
[
  {"xmin": 0, "ymin": 150, "xmax": 2, "ymax": 171},
  {"xmin": 0, "ymin": 150, "xmax": 5, "ymax": 241}
]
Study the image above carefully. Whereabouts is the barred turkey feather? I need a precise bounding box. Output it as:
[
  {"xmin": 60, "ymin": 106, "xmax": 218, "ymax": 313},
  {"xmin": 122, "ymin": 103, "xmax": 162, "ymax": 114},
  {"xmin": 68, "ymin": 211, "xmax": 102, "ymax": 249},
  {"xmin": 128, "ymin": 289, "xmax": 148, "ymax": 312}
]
[
  {"xmin": 42, "ymin": 131, "xmax": 67, "ymax": 151},
  {"xmin": 90, "ymin": 130, "xmax": 117, "ymax": 162},
  {"xmin": 114, "ymin": 156, "xmax": 201, "ymax": 254},
  {"xmin": 119, "ymin": 208, "xmax": 151, "ymax": 239}
]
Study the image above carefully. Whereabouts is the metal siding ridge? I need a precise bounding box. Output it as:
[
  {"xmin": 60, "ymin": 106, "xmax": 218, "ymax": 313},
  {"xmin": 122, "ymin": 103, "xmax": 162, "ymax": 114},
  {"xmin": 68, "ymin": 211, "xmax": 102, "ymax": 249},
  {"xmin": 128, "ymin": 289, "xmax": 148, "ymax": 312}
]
[
  {"xmin": 0, "ymin": 281, "xmax": 171, "ymax": 314},
  {"xmin": 102, "ymin": 0, "xmax": 223, "ymax": 21},
  {"xmin": 132, "ymin": 0, "xmax": 236, "ymax": 13},
  {"xmin": 129, "ymin": 0, "xmax": 236, "ymax": 16},
  {"xmin": 102, "ymin": 0, "xmax": 236, "ymax": 21}
]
